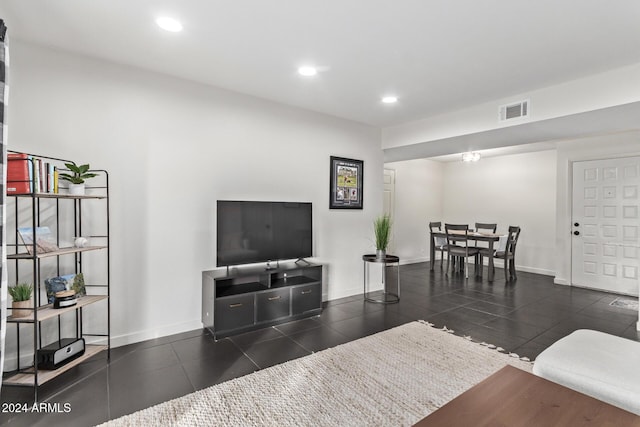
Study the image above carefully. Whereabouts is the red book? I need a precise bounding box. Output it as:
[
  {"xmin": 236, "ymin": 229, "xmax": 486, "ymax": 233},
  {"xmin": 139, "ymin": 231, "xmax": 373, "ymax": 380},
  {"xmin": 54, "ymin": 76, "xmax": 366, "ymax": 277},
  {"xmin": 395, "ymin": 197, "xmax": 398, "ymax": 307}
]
[{"xmin": 6, "ymin": 153, "xmax": 31, "ymax": 194}]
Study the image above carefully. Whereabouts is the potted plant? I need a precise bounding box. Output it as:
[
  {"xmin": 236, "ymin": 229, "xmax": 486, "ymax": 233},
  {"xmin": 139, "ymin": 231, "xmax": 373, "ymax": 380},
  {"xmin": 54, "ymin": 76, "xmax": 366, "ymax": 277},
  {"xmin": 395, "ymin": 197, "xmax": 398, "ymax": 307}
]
[
  {"xmin": 374, "ymin": 214, "xmax": 392, "ymax": 259},
  {"xmin": 59, "ymin": 162, "xmax": 98, "ymax": 196},
  {"xmin": 8, "ymin": 283, "xmax": 33, "ymax": 318}
]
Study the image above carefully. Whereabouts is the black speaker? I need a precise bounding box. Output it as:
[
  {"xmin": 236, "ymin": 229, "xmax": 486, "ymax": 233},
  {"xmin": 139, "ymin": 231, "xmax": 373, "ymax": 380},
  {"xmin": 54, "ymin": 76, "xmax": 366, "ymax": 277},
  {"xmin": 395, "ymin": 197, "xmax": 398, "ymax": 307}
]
[{"xmin": 37, "ymin": 338, "xmax": 85, "ymax": 369}]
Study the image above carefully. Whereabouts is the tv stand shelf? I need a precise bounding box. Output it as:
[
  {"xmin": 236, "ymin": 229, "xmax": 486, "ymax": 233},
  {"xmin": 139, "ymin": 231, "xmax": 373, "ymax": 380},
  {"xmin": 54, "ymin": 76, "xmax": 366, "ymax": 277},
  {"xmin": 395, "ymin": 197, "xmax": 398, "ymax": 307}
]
[
  {"xmin": 216, "ymin": 282, "xmax": 268, "ymax": 297},
  {"xmin": 271, "ymin": 275, "xmax": 316, "ymax": 288},
  {"xmin": 203, "ymin": 262, "xmax": 323, "ymax": 339}
]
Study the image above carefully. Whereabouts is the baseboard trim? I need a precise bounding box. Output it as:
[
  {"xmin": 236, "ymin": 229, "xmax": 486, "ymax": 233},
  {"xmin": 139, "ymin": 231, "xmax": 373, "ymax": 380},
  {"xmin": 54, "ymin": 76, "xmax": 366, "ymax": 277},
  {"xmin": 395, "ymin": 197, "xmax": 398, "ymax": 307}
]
[
  {"xmin": 399, "ymin": 256, "xmax": 429, "ymax": 265},
  {"xmin": 326, "ymin": 286, "xmax": 365, "ymax": 302},
  {"xmin": 554, "ymin": 277, "xmax": 570, "ymax": 286},
  {"xmin": 109, "ymin": 319, "xmax": 204, "ymax": 348},
  {"xmin": 515, "ymin": 265, "xmax": 555, "ymax": 277},
  {"xmin": 400, "ymin": 258, "xmax": 555, "ymax": 277}
]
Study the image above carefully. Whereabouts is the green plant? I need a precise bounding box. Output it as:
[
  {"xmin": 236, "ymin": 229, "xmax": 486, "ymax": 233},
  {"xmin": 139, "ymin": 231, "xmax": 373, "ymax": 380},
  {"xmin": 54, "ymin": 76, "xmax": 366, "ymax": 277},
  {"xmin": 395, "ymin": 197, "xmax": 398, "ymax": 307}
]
[
  {"xmin": 8, "ymin": 283, "xmax": 33, "ymax": 302},
  {"xmin": 374, "ymin": 214, "xmax": 392, "ymax": 251},
  {"xmin": 59, "ymin": 162, "xmax": 98, "ymax": 184}
]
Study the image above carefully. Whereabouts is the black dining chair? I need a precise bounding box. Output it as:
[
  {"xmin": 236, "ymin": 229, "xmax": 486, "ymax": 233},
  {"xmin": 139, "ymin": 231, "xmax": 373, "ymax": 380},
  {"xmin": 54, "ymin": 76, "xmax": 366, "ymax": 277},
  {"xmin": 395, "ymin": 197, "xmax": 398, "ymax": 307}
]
[
  {"xmin": 475, "ymin": 223, "xmax": 497, "ymax": 234},
  {"xmin": 444, "ymin": 224, "xmax": 479, "ymax": 279},
  {"xmin": 429, "ymin": 221, "xmax": 449, "ymax": 269},
  {"xmin": 474, "ymin": 222, "xmax": 497, "ymax": 265},
  {"xmin": 478, "ymin": 226, "xmax": 521, "ymax": 281}
]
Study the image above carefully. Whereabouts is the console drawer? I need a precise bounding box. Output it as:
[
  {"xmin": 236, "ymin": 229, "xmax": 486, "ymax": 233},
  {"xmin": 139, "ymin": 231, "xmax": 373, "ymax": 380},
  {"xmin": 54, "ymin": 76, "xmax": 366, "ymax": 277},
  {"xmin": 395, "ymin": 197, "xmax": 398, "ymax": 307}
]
[
  {"xmin": 292, "ymin": 283, "xmax": 322, "ymax": 315},
  {"xmin": 256, "ymin": 288, "xmax": 290, "ymax": 322},
  {"xmin": 215, "ymin": 294, "xmax": 255, "ymax": 332}
]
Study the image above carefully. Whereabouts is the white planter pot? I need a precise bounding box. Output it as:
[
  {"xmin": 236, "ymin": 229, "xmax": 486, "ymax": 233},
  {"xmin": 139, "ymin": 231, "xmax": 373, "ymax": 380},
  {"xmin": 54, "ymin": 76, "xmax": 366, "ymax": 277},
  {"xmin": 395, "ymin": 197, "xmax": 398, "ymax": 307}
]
[{"xmin": 68, "ymin": 183, "xmax": 85, "ymax": 196}]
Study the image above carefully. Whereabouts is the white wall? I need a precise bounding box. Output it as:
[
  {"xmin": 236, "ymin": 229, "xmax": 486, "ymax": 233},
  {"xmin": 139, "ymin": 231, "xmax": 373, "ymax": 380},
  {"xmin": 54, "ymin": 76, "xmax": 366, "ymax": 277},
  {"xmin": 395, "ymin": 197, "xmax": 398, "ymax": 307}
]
[
  {"xmin": 6, "ymin": 40, "xmax": 383, "ymax": 351},
  {"xmin": 554, "ymin": 131, "xmax": 640, "ymax": 288},
  {"xmin": 441, "ymin": 150, "xmax": 557, "ymax": 275},
  {"xmin": 382, "ymin": 62, "xmax": 640, "ymax": 149},
  {"xmin": 384, "ymin": 159, "xmax": 444, "ymax": 263}
]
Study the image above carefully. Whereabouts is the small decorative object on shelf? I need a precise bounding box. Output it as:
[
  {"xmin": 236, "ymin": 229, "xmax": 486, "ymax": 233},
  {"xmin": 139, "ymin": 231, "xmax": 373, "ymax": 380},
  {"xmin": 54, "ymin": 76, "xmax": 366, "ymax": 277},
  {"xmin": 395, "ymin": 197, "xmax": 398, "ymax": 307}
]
[
  {"xmin": 45, "ymin": 273, "xmax": 85, "ymax": 304},
  {"xmin": 74, "ymin": 236, "xmax": 88, "ymax": 248},
  {"xmin": 59, "ymin": 161, "xmax": 98, "ymax": 196},
  {"xmin": 54, "ymin": 290, "xmax": 77, "ymax": 309},
  {"xmin": 17, "ymin": 226, "xmax": 59, "ymax": 254},
  {"xmin": 8, "ymin": 283, "xmax": 33, "ymax": 318},
  {"xmin": 374, "ymin": 214, "xmax": 392, "ymax": 259}
]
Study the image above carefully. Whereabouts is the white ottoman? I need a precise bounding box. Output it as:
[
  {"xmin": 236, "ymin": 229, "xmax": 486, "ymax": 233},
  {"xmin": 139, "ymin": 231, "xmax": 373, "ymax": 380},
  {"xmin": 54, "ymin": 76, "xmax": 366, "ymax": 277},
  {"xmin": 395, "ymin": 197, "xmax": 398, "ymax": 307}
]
[{"xmin": 533, "ymin": 329, "xmax": 640, "ymax": 415}]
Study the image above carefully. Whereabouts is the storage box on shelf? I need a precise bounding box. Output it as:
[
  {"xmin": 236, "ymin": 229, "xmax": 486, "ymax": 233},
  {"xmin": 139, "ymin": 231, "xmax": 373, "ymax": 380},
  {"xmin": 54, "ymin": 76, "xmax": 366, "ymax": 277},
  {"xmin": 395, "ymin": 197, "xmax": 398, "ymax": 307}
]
[
  {"xmin": 202, "ymin": 262, "xmax": 323, "ymax": 339},
  {"xmin": 3, "ymin": 152, "xmax": 110, "ymax": 401}
]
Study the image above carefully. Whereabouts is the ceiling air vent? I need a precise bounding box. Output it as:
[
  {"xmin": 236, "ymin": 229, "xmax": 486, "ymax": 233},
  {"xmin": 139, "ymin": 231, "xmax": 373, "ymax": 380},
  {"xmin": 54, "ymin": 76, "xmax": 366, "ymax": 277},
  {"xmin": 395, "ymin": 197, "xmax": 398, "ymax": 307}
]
[{"xmin": 499, "ymin": 99, "xmax": 529, "ymax": 122}]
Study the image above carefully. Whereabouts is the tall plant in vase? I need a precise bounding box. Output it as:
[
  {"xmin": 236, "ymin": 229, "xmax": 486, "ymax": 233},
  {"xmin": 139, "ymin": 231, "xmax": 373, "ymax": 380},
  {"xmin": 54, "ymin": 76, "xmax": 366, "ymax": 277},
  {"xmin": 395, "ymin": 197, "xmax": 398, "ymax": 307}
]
[
  {"xmin": 59, "ymin": 162, "xmax": 98, "ymax": 196},
  {"xmin": 374, "ymin": 214, "xmax": 392, "ymax": 259}
]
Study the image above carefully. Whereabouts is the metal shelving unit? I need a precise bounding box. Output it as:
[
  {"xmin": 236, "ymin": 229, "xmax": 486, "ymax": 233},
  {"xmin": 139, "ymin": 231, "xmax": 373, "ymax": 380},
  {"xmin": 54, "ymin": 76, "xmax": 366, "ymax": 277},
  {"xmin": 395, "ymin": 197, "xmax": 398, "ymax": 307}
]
[{"xmin": 2, "ymin": 152, "xmax": 110, "ymax": 401}]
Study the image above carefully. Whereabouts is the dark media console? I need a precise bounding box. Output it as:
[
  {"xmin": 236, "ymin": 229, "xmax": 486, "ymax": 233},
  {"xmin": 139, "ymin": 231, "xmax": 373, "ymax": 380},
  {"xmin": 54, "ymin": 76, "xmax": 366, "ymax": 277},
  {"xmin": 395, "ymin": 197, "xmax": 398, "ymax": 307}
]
[{"xmin": 202, "ymin": 262, "xmax": 323, "ymax": 339}]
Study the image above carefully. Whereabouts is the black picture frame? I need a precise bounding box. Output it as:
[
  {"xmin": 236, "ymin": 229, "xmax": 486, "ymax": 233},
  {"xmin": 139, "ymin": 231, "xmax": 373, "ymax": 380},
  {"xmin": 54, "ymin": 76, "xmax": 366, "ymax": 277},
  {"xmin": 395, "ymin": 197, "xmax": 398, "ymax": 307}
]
[{"xmin": 329, "ymin": 156, "xmax": 363, "ymax": 209}]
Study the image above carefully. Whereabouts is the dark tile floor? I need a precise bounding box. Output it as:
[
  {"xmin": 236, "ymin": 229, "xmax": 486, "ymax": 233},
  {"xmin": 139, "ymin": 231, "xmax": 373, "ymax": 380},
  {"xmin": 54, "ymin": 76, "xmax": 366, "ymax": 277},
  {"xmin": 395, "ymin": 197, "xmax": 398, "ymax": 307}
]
[{"xmin": 1, "ymin": 262, "xmax": 638, "ymax": 426}]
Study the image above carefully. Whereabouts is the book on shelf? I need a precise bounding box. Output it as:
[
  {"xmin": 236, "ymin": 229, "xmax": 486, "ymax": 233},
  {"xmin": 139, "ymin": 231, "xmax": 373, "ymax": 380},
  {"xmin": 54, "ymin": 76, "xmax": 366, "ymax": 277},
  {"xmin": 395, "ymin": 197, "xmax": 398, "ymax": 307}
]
[
  {"xmin": 6, "ymin": 153, "xmax": 31, "ymax": 194},
  {"xmin": 17, "ymin": 226, "xmax": 59, "ymax": 254},
  {"xmin": 6, "ymin": 153, "xmax": 59, "ymax": 195}
]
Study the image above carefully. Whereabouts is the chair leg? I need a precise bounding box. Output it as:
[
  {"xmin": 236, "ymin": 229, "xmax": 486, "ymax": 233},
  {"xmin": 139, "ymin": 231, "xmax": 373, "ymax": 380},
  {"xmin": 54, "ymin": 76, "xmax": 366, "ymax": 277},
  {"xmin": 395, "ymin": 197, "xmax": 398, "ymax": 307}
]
[
  {"xmin": 464, "ymin": 257, "xmax": 469, "ymax": 279},
  {"xmin": 504, "ymin": 257, "xmax": 508, "ymax": 281},
  {"xmin": 510, "ymin": 257, "xmax": 517, "ymax": 279},
  {"xmin": 445, "ymin": 254, "xmax": 450, "ymax": 276}
]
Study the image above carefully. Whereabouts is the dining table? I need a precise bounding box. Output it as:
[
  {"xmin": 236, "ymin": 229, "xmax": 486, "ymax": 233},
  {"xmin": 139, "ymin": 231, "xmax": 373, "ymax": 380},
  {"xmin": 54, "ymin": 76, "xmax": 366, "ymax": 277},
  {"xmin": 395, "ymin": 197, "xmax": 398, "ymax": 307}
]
[{"xmin": 430, "ymin": 229, "xmax": 506, "ymax": 282}]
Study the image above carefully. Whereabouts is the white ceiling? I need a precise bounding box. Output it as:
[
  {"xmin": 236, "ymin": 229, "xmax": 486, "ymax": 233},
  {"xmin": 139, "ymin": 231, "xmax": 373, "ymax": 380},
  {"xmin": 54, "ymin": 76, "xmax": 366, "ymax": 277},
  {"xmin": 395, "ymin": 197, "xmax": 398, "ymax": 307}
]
[{"xmin": 1, "ymin": 0, "xmax": 640, "ymax": 128}]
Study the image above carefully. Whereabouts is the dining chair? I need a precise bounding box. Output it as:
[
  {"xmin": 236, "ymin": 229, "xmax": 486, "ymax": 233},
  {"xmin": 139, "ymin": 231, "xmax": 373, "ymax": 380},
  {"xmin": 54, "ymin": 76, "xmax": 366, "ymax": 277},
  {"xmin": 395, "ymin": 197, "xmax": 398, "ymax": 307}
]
[
  {"xmin": 474, "ymin": 222, "xmax": 497, "ymax": 265},
  {"xmin": 478, "ymin": 226, "xmax": 521, "ymax": 281},
  {"xmin": 444, "ymin": 224, "xmax": 480, "ymax": 279},
  {"xmin": 475, "ymin": 223, "xmax": 497, "ymax": 234},
  {"xmin": 429, "ymin": 221, "xmax": 449, "ymax": 269}
]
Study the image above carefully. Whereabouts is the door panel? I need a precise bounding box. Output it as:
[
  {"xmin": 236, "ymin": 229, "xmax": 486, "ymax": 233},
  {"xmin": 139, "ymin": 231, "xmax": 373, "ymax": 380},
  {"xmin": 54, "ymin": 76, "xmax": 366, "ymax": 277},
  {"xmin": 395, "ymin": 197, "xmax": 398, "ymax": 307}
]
[{"xmin": 572, "ymin": 157, "xmax": 640, "ymax": 295}]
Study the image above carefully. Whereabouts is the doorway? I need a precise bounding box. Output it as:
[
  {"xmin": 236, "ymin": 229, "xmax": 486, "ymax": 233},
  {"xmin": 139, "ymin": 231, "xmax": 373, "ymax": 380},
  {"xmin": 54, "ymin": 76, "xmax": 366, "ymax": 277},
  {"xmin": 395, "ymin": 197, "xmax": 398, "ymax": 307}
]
[{"xmin": 383, "ymin": 168, "xmax": 396, "ymax": 252}]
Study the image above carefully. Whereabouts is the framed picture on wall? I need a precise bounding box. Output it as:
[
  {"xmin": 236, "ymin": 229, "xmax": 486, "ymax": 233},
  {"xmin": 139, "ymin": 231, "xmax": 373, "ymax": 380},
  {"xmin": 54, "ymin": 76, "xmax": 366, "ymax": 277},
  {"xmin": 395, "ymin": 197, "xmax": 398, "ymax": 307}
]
[{"xmin": 330, "ymin": 156, "xmax": 363, "ymax": 209}]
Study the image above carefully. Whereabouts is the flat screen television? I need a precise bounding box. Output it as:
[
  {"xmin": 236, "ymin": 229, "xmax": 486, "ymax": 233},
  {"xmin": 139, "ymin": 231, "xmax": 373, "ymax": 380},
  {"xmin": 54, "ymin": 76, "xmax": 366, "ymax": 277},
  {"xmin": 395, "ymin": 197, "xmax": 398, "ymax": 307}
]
[{"xmin": 217, "ymin": 200, "xmax": 312, "ymax": 267}]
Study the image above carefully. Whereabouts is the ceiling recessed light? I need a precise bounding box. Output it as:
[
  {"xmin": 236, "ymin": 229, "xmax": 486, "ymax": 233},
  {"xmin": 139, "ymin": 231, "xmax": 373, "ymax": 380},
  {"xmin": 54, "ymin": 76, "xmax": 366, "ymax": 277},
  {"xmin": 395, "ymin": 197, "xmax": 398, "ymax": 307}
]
[
  {"xmin": 462, "ymin": 152, "xmax": 481, "ymax": 162},
  {"xmin": 298, "ymin": 66, "xmax": 318, "ymax": 77},
  {"xmin": 156, "ymin": 17, "xmax": 183, "ymax": 32},
  {"xmin": 381, "ymin": 96, "xmax": 398, "ymax": 104}
]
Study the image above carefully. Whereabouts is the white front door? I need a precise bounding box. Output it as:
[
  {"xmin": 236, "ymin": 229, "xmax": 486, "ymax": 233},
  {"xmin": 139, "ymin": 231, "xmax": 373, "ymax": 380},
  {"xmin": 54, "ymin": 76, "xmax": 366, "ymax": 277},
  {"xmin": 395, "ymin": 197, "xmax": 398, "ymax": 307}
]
[{"xmin": 571, "ymin": 157, "xmax": 640, "ymax": 295}]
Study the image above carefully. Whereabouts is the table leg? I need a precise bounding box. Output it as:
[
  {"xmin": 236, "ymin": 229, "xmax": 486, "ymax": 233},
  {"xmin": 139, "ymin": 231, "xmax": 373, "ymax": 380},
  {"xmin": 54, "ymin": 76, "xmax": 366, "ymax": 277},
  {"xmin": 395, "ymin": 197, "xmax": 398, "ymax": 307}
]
[
  {"xmin": 430, "ymin": 233, "xmax": 435, "ymax": 271},
  {"xmin": 488, "ymin": 240, "xmax": 495, "ymax": 282},
  {"xmin": 363, "ymin": 260, "xmax": 367, "ymax": 299},
  {"xmin": 396, "ymin": 262, "xmax": 400, "ymax": 300}
]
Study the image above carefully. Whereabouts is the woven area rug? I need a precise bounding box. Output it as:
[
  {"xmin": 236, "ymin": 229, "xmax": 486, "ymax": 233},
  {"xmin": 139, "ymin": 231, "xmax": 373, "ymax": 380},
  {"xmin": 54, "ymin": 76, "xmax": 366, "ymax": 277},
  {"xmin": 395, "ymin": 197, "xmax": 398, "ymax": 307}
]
[
  {"xmin": 102, "ymin": 321, "xmax": 532, "ymax": 427},
  {"xmin": 609, "ymin": 297, "xmax": 639, "ymax": 311}
]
